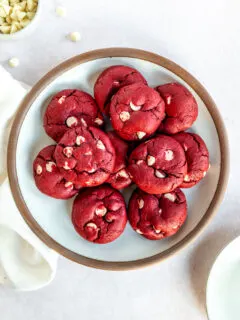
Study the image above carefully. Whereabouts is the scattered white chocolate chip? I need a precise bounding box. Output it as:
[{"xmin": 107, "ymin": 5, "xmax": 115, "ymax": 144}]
[
  {"xmin": 96, "ymin": 140, "xmax": 105, "ymax": 150},
  {"xmin": 55, "ymin": 6, "xmax": 66, "ymax": 17},
  {"xmin": 183, "ymin": 143, "xmax": 188, "ymax": 151},
  {"xmin": 65, "ymin": 181, "xmax": 73, "ymax": 189},
  {"xmin": 138, "ymin": 199, "xmax": 144, "ymax": 209},
  {"xmin": 172, "ymin": 224, "xmax": 179, "ymax": 229},
  {"xmin": 46, "ymin": 161, "xmax": 56, "ymax": 173},
  {"xmin": 155, "ymin": 170, "xmax": 166, "ymax": 178},
  {"xmin": 66, "ymin": 116, "xmax": 78, "ymax": 128},
  {"xmin": 165, "ymin": 150, "xmax": 174, "ymax": 161},
  {"xmin": 117, "ymin": 169, "xmax": 129, "ymax": 179},
  {"xmin": 76, "ymin": 135, "xmax": 85, "ymax": 145},
  {"xmin": 137, "ymin": 131, "xmax": 146, "ymax": 139},
  {"xmin": 136, "ymin": 229, "xmax": 143, "ymax": 234},
  {"xmin": 94, "ymin": 118, "xmax": 103, "ymax": 126},
  {"xmin": 147, "ymin": 155, "xmax": 155, "ymax": 166},
  {"xmin": 137, "ymin": 160, "xmax": 144, "ymax": 165},
  {"xmin": 164, "ymin": 193, "xmax": 176, "ymax": 202},
  {"xmin": 203, "ymin": 171, "xmax": 207, "ymax": 177},
  {"xmin": 119, "ymin": 111, "xmax": 130, "ymax": 122},
  {"xmin": 58, "ymin": 96, "xmax": 66, "ymax": 104},
  {"xmin": 113, "ymin": 80, "xmax": 119, "ymax": 85},
  {"xmin": 88, "ymin": 167, "xmax": 96, "ymax": 173},
  {"xmin": 184, "ymin": 174, "xmax": 190, "ymax": 182},
  {"xmin": 165, "ymin": 94, "xmax": 172, "ymax": 105},
  {"xmin": 69, "ymin": 31, "xmax": 81, "ymax": 42},
  {"xmin": 81, "ymin": 118, "xmax": 87, "ymax": 127},
  {"xmin": 86, "ymin": 222, "xmax": 97, "ymax": 229},
  {"xmin": 8, "ymin": 57, "xmax": 19, "ymax": 68},
  {"xmin": 130, "ymin": 101, "xmax": 141, "ymax": 111},
  {"xmin": 153, "ymin": 226, "xmax": 161, "ymax": 234},
  {"xmin": 84, "ymin": 150, "xmax": 92, "ymax": 156},
  {"xmin": 95, "ymin": 206, "xmax": 107, "ymax": 217},
  {"xmin": 36, "ymin": 164, "xmax": 42, "ymax": 175},
  {"xmin": 63, "ymin": 161, "xmax": 71, "ymax": 170},
  {"xmin": 63, "ymin": 146, "xmax": 73, "ymax": 158},
  {"xmin": 159, "ymin": 208, "xmax": 162, "ymax": 214}
]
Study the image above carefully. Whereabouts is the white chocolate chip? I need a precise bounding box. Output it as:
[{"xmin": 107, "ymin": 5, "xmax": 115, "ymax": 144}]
[
  {"xmin": 137, "ymin": 131, "xmax": 146, "ymax": 139},
  {"xmin": 117, "ymin": 169, "xmax": 129, "ymax": 179},
  {"xmin": 130, "ymin": 101, "xmax": 141, "ymax": 111},
  {"xmin": 164, "ymin": 193, "xmax": 176, "ymax": 202},
  {"xmin": 88, "ymin": 167, "xmax": 96, "ymax": 173},
  {"xmin": 58, "ymin": 96, "xmax": 66, "ymax": 104},
  {"xmin": 81, "ymin": 118, "xmax": 87, "ymax": 127},
  {"xmin": 119, "ymin": 111, "xmax": 130, "ymax": 122},
  {"xmin": 86, "ymin": 222, "xmax": 97, "ymax": 230},
  {"xmin": 76, "ymin": 135, "xmax": 85, "ymax": 145},
  {"xmin": 69, "ymin": 31, "xmax": 81, "ymax": 42},
  {"xmin": 153, "ymin": 226, "xmax": 161, "ymax": 234},
  {"xmin": 184, "ymin": 174, "xmax": 190, "ymax": 182},
  {"xmin": 172, "ymin": 224, "xmax": 179, "ymax": 229},
  {"xmin": 96, "ymin": 140, "xmax": 105, "ymax": 150},
  {"xmin": 8, "ymin": 57, "xmax": 19, "ymax": 68},
  {"xmin": 165, "ymin": 150, "xmax": 174, "ymax": 161},
  {"xmin": 137, "ymin": 160, "xmax": 144, "ymax": 165},
  {"xmin": 66, "ymin": 116, "xmax": 78, "ymax": 128},
  {"xmin": 155, "ymin": 170, "xmax": 166, "ymax": 178},
  {"xmin": 159, "ymin": 208, "xmax": 162, "ymax": 214},
  {"xmin": 63, "ymin": 161, "xmax": 71, "ymax": 170},
  {"xmin": 65, "ymin": 181, "xmax": 73, "ymax": 189},
  {"xmin": 136, "ymin": 229, "xmax": 143, "ymax": 234},
  {"xmin": 56, "ymin": 6, "xmax": 66, "ymax": 17},
  {"xmin": 63, "ymin": 146, "xmax": 73, "ymax": 158},
  {"xmin": 138, "ymin": 199, "xmax": 144, "ymax": 209},
  {"xmin": 84, "ymin": 150, "xmax": 92, "ymax": 156},
  {"xmin": 46, "ymin": 161, "xmax": 56, "ymax": 173},
  {"xmin": 203, "ymin": 171, "xmax": 206, "ymax": 177},
  {"xmin": 94, "ymin": 118, "xmax": 103, "ymax": 125},
  {"xmin": 36, "ymin": 164, "xmax": 42, "ymax": 175},
  {"xmin": 166, "ymin": 95, "xmax": 172, "ymax": 105},
  {"xmin": 147, "ymin": 155, "xmax": 155, "ymax": 166},
  {"xmin": 113, "ymin": 80, "xmax": 119, "ymax": 85},
  {"xmin": 95, "ymin": 206, "xmax": 107, "ymax": 217},
  {"xmin": 183, "ymin": 144, "xmax": 188, "ymax": 151}
]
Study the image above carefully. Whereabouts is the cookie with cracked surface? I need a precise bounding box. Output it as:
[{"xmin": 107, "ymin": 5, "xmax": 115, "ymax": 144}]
[
  {"xmin": 54, "ymin": 126, "xmax": 116, "ymax": 187},
  {"xmin": 128, "ymin": 135, "xmax": 187, "ymax": 194},
  {"xmin": 110, "ymin": 83, "xmax": 165, "ymax": 141},
  {"xmin": 172, "ymin": 132, "xmax": 209, "ymax": 188},
  {"xmin": 33, "ymin": 145, "xmax": 79, "ymax": 199},
  {"xmin": 106, "ymin": 131, "xmax": 132, "ymax": 189},
  {"xmin": 72, "ymin": 185, "xmax": 127, "ymax": 244},
  {"xmin": 44, "ymin": 89, "xmax": 104, "ymax": 142},
  {"xmin": 94, "ymin": 65, "xmax": 147, "ymax": 114},
  {"xmin": 155, "ymin": 82, "xmax": 198, "ymax": 134},
  {"xmin": 128, "ymin": 188, "xmax": 187, "ymax": 240}
]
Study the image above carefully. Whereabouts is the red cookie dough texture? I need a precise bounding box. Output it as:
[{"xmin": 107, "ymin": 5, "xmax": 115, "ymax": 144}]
[
  {"xmin": 72, "ymin": 185, "xmax": 127, "ymax": 244},
  {"xmin": 128, "ymin": 135, "xmax": 187, "ymax": 194},
  {"xmin": 33, "ymin": 145, "xmax": 78, "ymax": 199},
  {"xmin": 94, "ymin": 65, "xmax": 147, "ymax": 114},
  {"xmin": 110, "ymin": 83, "xmax": 165, "ymax": 141},
  {"xmin": 155, "ymin": 82, "xmax": 198, "ymax": 134},
  {"xmin": 54, "ymin": 126, "xmax": 116, "ymax": 187},
  {"xmin": 172, "ymin": 132, "xmax": 209, "ymax": 188},
  {"xmin": 106, "ymin": 131, "xmax": 132, "ymax": 189},
  {"xmin": 128, "ymin": 188, "xmax": 187, "ymax": 240},
  {"xmin": 44, "ymin": 89, "xmax": 104, "ymax": 142}
]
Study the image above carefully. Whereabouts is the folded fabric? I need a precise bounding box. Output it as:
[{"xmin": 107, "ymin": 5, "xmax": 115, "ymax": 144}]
[{"xmin": 0, "ymin": 65, "xmax": 58, "ymax": 291}]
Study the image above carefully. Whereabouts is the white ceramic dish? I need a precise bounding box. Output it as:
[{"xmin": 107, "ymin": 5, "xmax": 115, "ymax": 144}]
[
  {"xmin": 207, "ymin": 236, "xmax": 240, "ymax": 320},
  {"xmin": 8, "ymin": 49, "xmax": 229, "ymax": 270}
]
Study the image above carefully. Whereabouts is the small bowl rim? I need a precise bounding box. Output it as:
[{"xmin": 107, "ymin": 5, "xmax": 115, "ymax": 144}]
[
  {"xmin": 7, "ymin": 48, "xmax": 230, "ymax": 270},
  {"xmin": 0, "ymin": 0, "xmax": 41, "ymax": 40}
]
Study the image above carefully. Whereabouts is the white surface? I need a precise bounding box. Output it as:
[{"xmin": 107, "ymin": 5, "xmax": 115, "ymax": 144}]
[
  {"xmin": 207, "ymin": 236, "xmax": 240, "ymax": 320},
  {"xmin": 0, "ymin": 0, "xmax": 239, "ymax": 319},
  {"xmin": 16, "ymin": 56, "xmax": 220, "ymax": 261}
]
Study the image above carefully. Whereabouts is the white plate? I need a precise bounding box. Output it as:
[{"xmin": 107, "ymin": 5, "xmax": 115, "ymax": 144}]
[
  {"xmin": 8, "ymin": 49, "xmax": 229, "ymax": 269},
  {"xmin": 207, "ymin": 236, "xmax": 240, "ymax": 320}
]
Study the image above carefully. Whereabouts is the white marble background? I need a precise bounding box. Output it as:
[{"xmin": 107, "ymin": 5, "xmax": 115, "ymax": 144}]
[{"xmin": 0, "ymin": 0, "xmax": 239, "ymax": 319}]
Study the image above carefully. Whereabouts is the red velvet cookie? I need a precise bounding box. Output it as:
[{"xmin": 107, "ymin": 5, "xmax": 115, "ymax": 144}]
[
  {"xmin": 72, "ymin": 185, "xmax": 127, "ymax": 244},
  {"xmin": 54, "ymin": 126, "xmax": 116, "ymax": 187},
  {"xmin": 44, "ymin": 89, "xmax": 103, "ymax": 142},
  {"xmin": 155, "ymin": 82, "xmax": 198, "ymax": 134},
  {"xmin": 128, "ymin": 135, "xmax": 187, "ymax": 194},
  {"xmin": 128, "ymin": 188, "xmax": 187, "ymax": 240},
  {"xmin": 33, "ymin": 145, "xmax": 79, "ymax": 199},
  {"xmin": 106, "ymin": 131, "xmax": 131, "ymax": 189},
  {"xmin": 172, "ymin": 132, "xmax": 209, "ymax": 188},
  {"xmin": 110, "ymin": 83, "xmax": 165, "ymax": 141},
  {"xmin": 94, "ymin": 65, "xmax": 147, "ymax": 114}
]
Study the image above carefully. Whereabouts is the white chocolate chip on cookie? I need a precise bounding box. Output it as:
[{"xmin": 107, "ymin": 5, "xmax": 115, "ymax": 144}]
[
  {"xmin": 164, "ymin": 193, "xmax": 176, "ymax": 202},
  {"xmin": 119, "ymin": 111, "xmax": 130, "ymax": 122},
  {"xmin": 117, "ymin": 169, "xmax": 129, "ymax": 179},
  {"xmin": 165, "ymin": 150, "xmax": 174, "ymax": 161},
  {"xmin": 96, "ymin": 140, "xmax": 105, "ymax": 150},
  {"xmin": 138, "ymin": 199, "xmax": 144, "ymax": 209},
  {"xmin": 76, "ymin": 135, "xmax": 85, "ymax": 145},
  {"xmin": 58, "ymin": 96, "xmax": 66, "ymax": 104},
  {"xmin": 66, "ymin": 116, "xmax": 78, "ymax": 128},
  {"xmin": 65, "ymin": 181, "xmax": 73, "ymax": 189},
  {"xmin": 63, "ymin": 146, "xmax": 73, "ymax": 158},
  {"xmin": 36, "ymin": 164, "xmax": 42, "ymax": 175},
  {"xmin": 155, "ymin": 170, "xmax": 166, "ymax": 178},
  {"xmin": 147, "ymin": 155, "xmax": 155, "ymax": 166},
  {"xmin": 46, "ymin": 161, "xmax": 56, "ymax": 173},
  {"xmin": 95, "ymin": 205, "xmax": 107, "ymax": 217},
  {"xmin": 94, "ymin": 118, "xmax": 103, "ymax": 126},
  {"xmin": 137, "ymin": 131, "xmax": 146, "ymax": 139},
  {"xmin": 130, "ymin": 101, "xmax": 141, "ymax": 111}
]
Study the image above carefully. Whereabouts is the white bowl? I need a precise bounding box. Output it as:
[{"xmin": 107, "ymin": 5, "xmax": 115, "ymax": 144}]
[{"xmin": 0, "ymin": 0, "xmax": 42, "ymax": 40}]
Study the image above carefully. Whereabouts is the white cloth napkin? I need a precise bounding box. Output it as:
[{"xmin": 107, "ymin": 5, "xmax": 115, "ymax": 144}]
[{"xmin": 0, "ymin": 66, "xmax": 58, "ymax": 291}]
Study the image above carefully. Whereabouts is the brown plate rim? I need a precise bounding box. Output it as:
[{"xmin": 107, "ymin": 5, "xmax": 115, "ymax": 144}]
[{"xmin": 7, "ymin": 48, "xmax": 229, "ymax": 271}]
